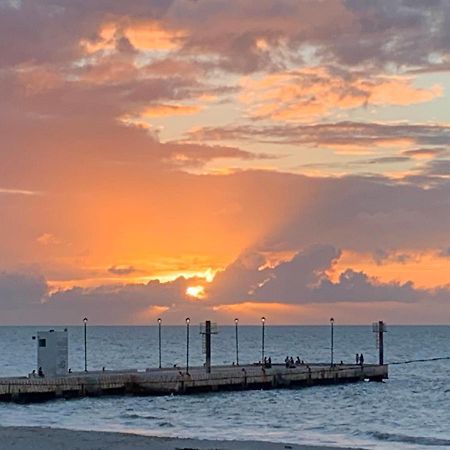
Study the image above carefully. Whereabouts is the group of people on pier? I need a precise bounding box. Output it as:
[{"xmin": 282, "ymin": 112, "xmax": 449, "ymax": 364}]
[
  {"xmin": 285, "ymin": 356, "xmax": 304, "ymax": 368},
  {"xmin": 355, "ymin": 353, "xmax": 365, "ymax": 365}
]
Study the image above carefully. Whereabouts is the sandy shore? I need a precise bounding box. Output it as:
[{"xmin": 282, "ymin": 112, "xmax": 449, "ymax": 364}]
[{"xmin": 0, "ymin": 426, "xmax": 365, "ymax": 450}]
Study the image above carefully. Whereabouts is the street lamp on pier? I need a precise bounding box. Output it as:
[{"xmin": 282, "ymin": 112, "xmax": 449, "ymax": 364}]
[
  {"xmin": 261, "ymin": 316, "xmax": 266, "ymax": 363},
  {"xmin": 157, "ymin": 318, "xmax": 162, "ymax": 369},
  {"xmin": 330, "ymin": 317, "xmax": 335, "ymax": 367},
  {"xmin": 185, "ymin": 317, "xmax": 190, "ymax": 374},
  {"xmin": 234, "ymin": 318, "xmax": 239, "ymax": 366},
  {"xmin": 83, "ymin": 317, "xmax": 88, "ymax": 372}
]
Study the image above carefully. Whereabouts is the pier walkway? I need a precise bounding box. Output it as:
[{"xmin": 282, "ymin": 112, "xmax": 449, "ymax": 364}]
[{"xmin": 0, "ymin": 363, "xmax": 388, "ymax": 403}]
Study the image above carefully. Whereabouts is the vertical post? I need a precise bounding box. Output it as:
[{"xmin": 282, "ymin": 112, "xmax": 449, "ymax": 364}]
[
  {"xmin": 186, "ymin": 317, "xmax": 190, "ymax": 374},
  {"xmin": 205, "ymin": 320, "xmax": 211, "ymax": 373},
  {"xmin": 83, "ymin": 317, "xmax": 88, "ymax": 372},
  {"xmin": 158, "ymin": 318, "xmax": 162, "ymax": 369},
  {"xmin": 378, "ymin": 320, "xmax": 384, "ymax": 365},
  {"xmin": 330, "ymin": 317, "xmax": 334, "ymax": 367},
  {"xmin": 261, "ymin": 316, "xmax": 266, "ymax": 363},
  {"xmin": 234, "ymin": 318, "xmax": 239, "ymax": 366}
]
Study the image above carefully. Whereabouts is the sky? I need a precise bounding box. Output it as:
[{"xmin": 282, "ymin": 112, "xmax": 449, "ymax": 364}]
[{"xmin": 0, "ymin": 0, "xmax": 449, "ymax": 325}]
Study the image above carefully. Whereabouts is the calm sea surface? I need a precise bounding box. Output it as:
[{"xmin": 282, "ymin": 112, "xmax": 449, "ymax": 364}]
[{"xmin": 0, "ymin": 325, "xmax": 449, "ymax": 449}]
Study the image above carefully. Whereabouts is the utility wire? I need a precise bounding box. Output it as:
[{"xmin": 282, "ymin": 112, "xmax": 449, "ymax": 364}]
[{"xmin": 388, "ymin": 356, "xmax": 450, "ymax": 365}]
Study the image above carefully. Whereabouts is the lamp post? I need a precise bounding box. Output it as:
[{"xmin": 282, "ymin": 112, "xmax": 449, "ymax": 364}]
[
  {"xmin": 185, "ymin": 317, "xmax": 190, "ymax": 374},
  {"xmin": 261, "ymin": 316, "xmax": 266, "ymax": 363},
  {"xmin": 83, "ymin": 317, "xmax": 88, "ymax": 372},
  {"xmin": 234, "ymin": 318, "xmax": 239, "ymax": 366},
  {"xmin": 330, "ymin": 317, "xmax": 334, "ymax": 367},
  {"xmin": 157, "ymin": 318, "xmax": 162, "ymax": 369}
]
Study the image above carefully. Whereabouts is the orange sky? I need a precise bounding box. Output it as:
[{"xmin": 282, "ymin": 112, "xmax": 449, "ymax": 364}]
[{"xmin": 0, "ymin": 0, "xmax": 449, "ymax": 325}]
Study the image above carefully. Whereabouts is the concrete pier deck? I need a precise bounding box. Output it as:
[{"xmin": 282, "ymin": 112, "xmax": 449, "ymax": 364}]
[{"xmin": 0, "ymin": 363, "xmax": 387, "ymax": 403}]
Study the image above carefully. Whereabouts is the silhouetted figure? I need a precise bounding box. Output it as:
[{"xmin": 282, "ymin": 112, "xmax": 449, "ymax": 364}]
[
  {"xmin": 360, "ymin": 353, "xmax": 364, "ymax": 366},
  {"xmin": 355, "ymin": 353, "xmax": 359, "ymax": 364},
  {"xmin": 38, "ymin": 366, "xmax": 44, "ymax": 377},
  {"xmin": 289, "ymin": 356, "xmax": 294, "ymax": 367},
  {"xmin": 102, "ymin": 366, "xmax": 105, "ymax": 372},
  {"xmin": 285, "ymin": 356, "xmax": 290, "ymax": 368},
  {"xmin": 296, "ymin": 356, "xmax": 301, "ymax": 365},
  {"xmin": 68, "ymin": 368, "xmax": 72, "ymax": 373}
]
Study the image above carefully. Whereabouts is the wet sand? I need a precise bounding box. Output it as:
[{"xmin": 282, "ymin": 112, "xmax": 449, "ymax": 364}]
[{"xmin": 0, "ymin": 426, "xmax": 364, "ymax": 449}]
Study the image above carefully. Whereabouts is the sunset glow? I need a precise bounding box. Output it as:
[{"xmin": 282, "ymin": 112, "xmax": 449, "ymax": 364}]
[
  {"xmin": 186, "ymin": 286, "xmax": 206, "ymax": 299},
  {"xmin": 0, "ymin": 1, "xmax": 449, "ymax": 325}
]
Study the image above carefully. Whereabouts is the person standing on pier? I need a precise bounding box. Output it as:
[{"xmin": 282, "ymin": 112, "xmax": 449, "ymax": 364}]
[
  {"xmin": 355, "ymin": 353, "xmax": 359, "ymax": 364},
  {"xmin": 359, "ymin": 353, "xmax": 364, "ymax": 366}
]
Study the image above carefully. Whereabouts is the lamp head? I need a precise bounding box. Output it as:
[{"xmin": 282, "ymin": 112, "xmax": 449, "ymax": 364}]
[
  {"xmin": 234, "ymin": 318, "xmax": 239, "ymax": 324},
  {"xmin": 157, "ymin": 318, "xmax": 162, "ymax": 324},
  {"xmin": 330, "ymin": 317, "xmax": 334, "ymax": 323},
  {"xmin": 261, "ymin": 316, "xmax": 266, "ymax": 323},
  {"xmin": 186, "ymin": 317, "xmax": 190, "ymax": 324},
  {"xmin": 83, "ymin": 317, "xmax": 88, "ymax": 324}
]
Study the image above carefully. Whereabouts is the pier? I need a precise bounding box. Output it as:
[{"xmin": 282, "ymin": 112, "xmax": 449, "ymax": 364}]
[
  {"xmin": 0, "ymin": 319, "xmax": 389, "ymax": 402},
  {"xmin": 0, "ymin": 363, "xmax": 388, "ymax": 403}
]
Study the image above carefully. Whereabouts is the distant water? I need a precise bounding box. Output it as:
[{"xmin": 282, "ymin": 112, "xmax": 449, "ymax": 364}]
[{"xmin": 1, "ymin": 325, "xmax": 450, "ymax": 449}]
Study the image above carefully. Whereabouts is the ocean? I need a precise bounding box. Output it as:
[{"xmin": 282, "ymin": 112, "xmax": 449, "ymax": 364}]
[{"xmin": 0, "ymin": 325, "xmax": 449, "ymax": 449}]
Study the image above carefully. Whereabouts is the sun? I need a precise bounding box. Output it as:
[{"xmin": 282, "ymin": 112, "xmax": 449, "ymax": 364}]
[{"xmin": 186, "ymin": 285, "xmax": 206, "ymax": 299}]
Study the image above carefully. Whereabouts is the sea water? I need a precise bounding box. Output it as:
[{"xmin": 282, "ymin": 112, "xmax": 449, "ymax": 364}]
[{"xmin": 0, "ymin": 325, "xmax": 449, "ymax": 449}]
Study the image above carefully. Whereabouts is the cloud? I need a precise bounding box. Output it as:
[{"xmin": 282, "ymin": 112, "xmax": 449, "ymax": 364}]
[
  {"xmin": 2, "ymin": 1, "xmax": 450, "ymax": 83},
  {"xmin": 0, "ymin": 188, "xmax": 40, "ymax": 196},
  {"xmin": 139, "ymin": 103, "xmax": 203, "ymax": 118},
  {"xmin": 80, "ymin": 19, "xmax": 186, "ymax": 54},
  {"xmin": 108, "ymin": 265, "xmax": 137, "ymax": 276},
  {"xmin": 419, "ymin": 159, "xmax": 450, "ymax": 177},
  {"xmin": 36, "ymin": 233, "xmax": 61, "ymax": 246},
  {"xmin": 402, "ymin": 148, "xmax": 447, "ymax": 159},
  {"xmin": 0, "ymin": 271, "xmax": 48, "ymax": 310},
  {"xmin": 0, "ymin": 0, "xmax": 449, "ymax": 325},
  {"xmin": 239, "ymin": 68, "xmax": 442, "ymax": 121},
  {"xmin": 207, "ymin": 244, "xmax": 443, "ymax": 304},
  {"xmin": 1, "ymin": 242, "xmax": 449, "ymax": 323},
  {"xmin": 187, "ymin": 121, "xmax": 450, "ymax": 149}
]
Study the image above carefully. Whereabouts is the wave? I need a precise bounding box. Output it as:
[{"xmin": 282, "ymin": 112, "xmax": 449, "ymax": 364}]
[
  {"xmin": 120, "ymin": 413, "xmax": 159, "ymax": 420},
  {"xmin": 369, "ymin": 431, "xmax": 450, "ymax": 446}
]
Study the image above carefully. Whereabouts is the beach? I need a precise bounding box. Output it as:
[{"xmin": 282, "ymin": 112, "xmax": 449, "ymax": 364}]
[{"xmin": 0, "ymin": 427, "xmax": 362, "ymax": 450}]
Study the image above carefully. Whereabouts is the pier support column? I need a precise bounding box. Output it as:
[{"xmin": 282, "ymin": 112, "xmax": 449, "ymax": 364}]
[
  {"xmin": 378, "ymin": 321, "xmax": 385, "ymax": 365},
  {"xmin": 200, "ymin": 320, "xmax": 217, "ymax": 374},
  {"xmin": 205, "ymin": 320, "xmax": 211, "ymax": 373},
  {"xmin": 372, "ymin": 320, "xmax": 386, "ymax": 365}
]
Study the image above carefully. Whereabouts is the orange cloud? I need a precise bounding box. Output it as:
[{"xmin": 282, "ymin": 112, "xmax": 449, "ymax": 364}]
[
  {"xmin": 240, "ymin": 67, "xmax": 442, "ymax": 121},
  {"xmin": 330, "ymin": 250, "xmax": 450, "ymax": 289},
  {"xmin": 119, "ymin": 104, "xmax": 203, "ymax": 128},
  {"xmin": 141, "ymin": 104, "xmax": 203, "ymax": 118},
  {"xmin": 125, "ymin": 21, "xmax": 186, "ymax": 51},
  {"xmin": 81, "ymin": 20, "xmax": 187, "ymax": 54}
]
